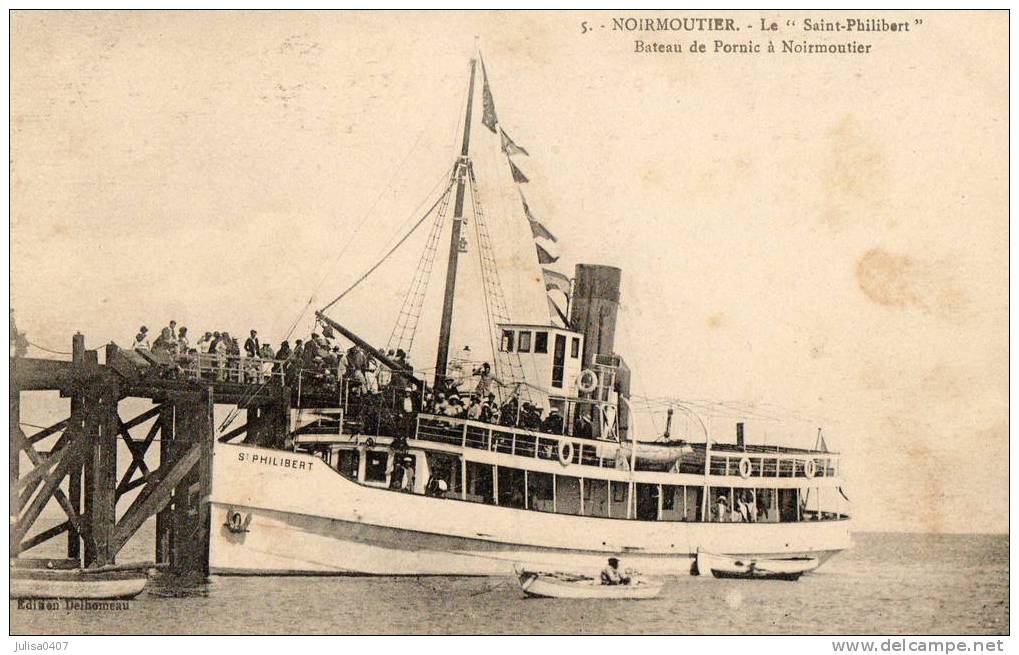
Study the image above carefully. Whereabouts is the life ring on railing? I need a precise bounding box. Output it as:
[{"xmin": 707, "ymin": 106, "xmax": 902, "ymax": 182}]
[
  {"xmin": 577, "ymin": 369, "xmax": 598, "ymax": 393},
  {"xmin": 557, "ymin": 441, "xmax": 575, "ymax": 466},
  {"xmin": 804, "ymin": 459, "xmax": 817, "ymax": 479},
  {"xmin": 738, "ymin": 456, "xmax": 753, "ymax": 480}
]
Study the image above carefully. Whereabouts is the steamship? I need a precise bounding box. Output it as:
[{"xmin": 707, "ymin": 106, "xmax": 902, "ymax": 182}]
[{"xmin": 206, "ymin": 52, "xmax": 852, "ymax": 576}]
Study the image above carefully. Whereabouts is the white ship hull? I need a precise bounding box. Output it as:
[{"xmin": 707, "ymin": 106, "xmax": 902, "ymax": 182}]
[{"xmin": 209, "ymin": 443, "xmax": 851, "ymax": 576}]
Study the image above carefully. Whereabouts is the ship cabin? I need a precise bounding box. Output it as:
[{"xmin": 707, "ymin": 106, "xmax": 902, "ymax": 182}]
[{"xmin": 291, "ymin": 362, "xmax": 849, "ymax": 526}]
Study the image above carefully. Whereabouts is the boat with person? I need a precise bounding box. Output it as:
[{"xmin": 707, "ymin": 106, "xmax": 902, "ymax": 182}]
[
  {"xmin": 197, "ymin": 46, "xmax": 852, "ymax": 576},
  {"xmin": 695, "ymin": 551, "xmax": 819, "ymax": 581},
  {"xmin": 514, "ymin": 564, "xmax": 662, "ymax": 600}
]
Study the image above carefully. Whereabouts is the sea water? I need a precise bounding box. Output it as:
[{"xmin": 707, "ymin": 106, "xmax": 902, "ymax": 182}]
[{"xmin": 9, "ymin": 528, "xmax": 1008, "ymax": 635}]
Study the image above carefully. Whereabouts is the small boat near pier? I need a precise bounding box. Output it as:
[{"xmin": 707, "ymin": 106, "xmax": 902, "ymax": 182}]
[{"xmin": 514, "ymin": 565, "xmax": 663, "ymax": 599}]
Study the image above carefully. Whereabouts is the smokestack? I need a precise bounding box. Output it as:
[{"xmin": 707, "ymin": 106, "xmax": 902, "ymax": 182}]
[
  {"xmin": 736, "ymin": 422, "xmax": 745, "ymax": 448},
  {"xmin": 569, "ymin": 264, "xmax": 622, "ymax": 369}
]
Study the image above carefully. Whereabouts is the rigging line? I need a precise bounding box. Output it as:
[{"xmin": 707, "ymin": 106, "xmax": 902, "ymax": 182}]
[
  {"xmin": 319, "ymin": 176, "xmax": 457, "ymax": 314},
  {"xmin": 367, "ymin": 162, "xmax": 457, "ymax": 266},
  {"xmin": 304, "ymin": 100, "xmax": 445, "ymax": 314}
]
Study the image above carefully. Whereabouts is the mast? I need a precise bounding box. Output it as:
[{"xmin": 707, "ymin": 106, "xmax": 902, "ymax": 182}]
[{"xmin": 433, "ymin": 57, "xmax": 478, "ymax": 388}]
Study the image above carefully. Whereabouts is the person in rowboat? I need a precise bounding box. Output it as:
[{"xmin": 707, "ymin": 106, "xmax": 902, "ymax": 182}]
[{"xmin": 600, "ymin": 557, "xmax": 631, "ymax": 586}]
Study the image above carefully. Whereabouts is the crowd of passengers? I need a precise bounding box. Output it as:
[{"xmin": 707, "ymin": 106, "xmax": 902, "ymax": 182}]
[{"xmin": 129, "ymin": 321, "xmax": 592, "ymax": 438}]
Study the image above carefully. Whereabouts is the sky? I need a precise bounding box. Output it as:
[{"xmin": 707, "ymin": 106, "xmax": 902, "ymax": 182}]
[{"xmin": 9, "ymin": 11, "xmax": 1008, "ymax": 533}]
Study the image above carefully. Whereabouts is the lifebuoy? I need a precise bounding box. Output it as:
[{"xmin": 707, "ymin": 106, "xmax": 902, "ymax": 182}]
[
  {"xmin": 557, "ymin": 441, "xmax": 574, "ymax": 466},
  {"xmin": 576, "ymin": 369, "xmax": 598, "ymax": 393},
  {"xmin": 738, "ymin": 456, "xmax": 753, "ymax": 479},
  {"xmin": 804, "ymin": 459, "xmax": 817, "ymax": 479}
]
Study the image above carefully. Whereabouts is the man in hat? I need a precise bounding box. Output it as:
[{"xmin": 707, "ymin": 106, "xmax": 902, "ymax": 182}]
[
  {"xmin": 542, "ymin": 407, "xmax": 564, "ymax": 434},
  {"xmin": 601, "ymin": 557, "xmax": 630, "ymax": 586}
]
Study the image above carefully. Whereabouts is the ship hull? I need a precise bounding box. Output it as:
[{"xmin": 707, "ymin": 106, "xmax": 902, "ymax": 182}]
[{"xmin": 209, "ymin": 443, "xmax": 851, "ymax": 576}]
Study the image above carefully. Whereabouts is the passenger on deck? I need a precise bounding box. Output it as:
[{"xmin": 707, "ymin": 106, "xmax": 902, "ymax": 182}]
[
  {"xmin": 715, "ymin": 495, "xmax": 728, "ymax": 522},
  {"xmin": 473, "ymin": 362, "xmax": 492, "ymax": 397},
  {"xmin": 541, "ymin": 407, "xmax": 564, "ymax": 434},
  {"xmin": 499, "ymin": 397, "xmax": 518, "ymax": 427},
  {"xmin": 244, "ymin": 330, "xmax": 260, "ymax": 358},
  {"xmin": 426, "ymin": 478, "xmax": 448, "ymax": 498},
  {"xmin": 466, "ymin": 394, "xmax": 482, "ymax": 420},
  {"xmin": 400, "ymin": 456, "xmax": 415, "ymax": 492},
  {"xmin": 600, "ymin": 557, "xmax": 630, "ymax": 586},
  {"xmin": 196, "ymin": 331, "xmax": 213, "ymax": 354},
  {"xmin": 394, "ymin": 348, "xmax": 410, "ymax": 371},
  {"xmin": 132, "ymin": 326, "xmax": 150, "ymax": 350},
  {"xmin": 574, "ymin": 413, "xmax": 593, "ymax": 439}
]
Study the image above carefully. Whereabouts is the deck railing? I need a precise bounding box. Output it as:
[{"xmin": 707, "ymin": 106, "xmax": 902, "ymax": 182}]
[{"xmin": 416, "ymin": 414, "xmax": 840, "ymax": 479}]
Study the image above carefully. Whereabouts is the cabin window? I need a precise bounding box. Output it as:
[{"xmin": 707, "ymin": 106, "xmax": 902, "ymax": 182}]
[
  {"xmin": 555, "ymin": 475, "xmax": 582, "ymax": 515},
  {"xmin": 778, "ymin": 488, "xmax": 799, "ymax": 522},
  {"xmin": 364, "ymin": 451, "xmax": 389, "ymax": 484},
  {"xmin": 756, "ymin": 488, "xmax": 778, "ymax": 523},
  {"xmin": 635, "ymin": 483, "xmax": 659, "ymax": 521},
  {"xmin": 501, "ymin": 330, "xmax": 515, "ymax": 352},
  {"xmin": 583, "ymin": 478, "xmax": 609, "ymax": 517},
  {"xmin": 527, "ymin": 471, "xmax": 554, "ymax": 512},
  {"xmin": 425, "ymin": 452, "xmax": 463, "ymax": 497},
  {"xmin": 518, "ymin": 331, "xmax": 532, "ymax": 353},
  {"xmin": 497, "ymin": 466, "xmax": 527, "ymax": 509},
  {"xmin": 660, "ymin": 486, "xmax": 701, "ymax": 521},
  {"xmin": 610, "ymin": 481, "xmax": 631, "ymax": 518},
  {"xmin": 336, "ymin": 449, "xmax": 359, "ymax": 481},
  {"xmin": 465, "ymin": 461, "xmax": 494, "ymax": 504},
  {"xmin": 534, "ymin": 331, "xmax": 549, "ymax": 353},
  {"xmin": 570, "ymin": 337, "xmax": 580, "ymax": 358}
]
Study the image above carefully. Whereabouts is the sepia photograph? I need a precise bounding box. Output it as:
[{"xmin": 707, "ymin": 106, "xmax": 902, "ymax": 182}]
[{"xmin": 7, "ymin": 8, "xmax": 1009, "ymax": 641}]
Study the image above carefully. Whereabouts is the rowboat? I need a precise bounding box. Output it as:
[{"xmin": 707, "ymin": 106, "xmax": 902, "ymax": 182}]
[
  {"xmin": 10, "ymin": 563, "xmax": 150, "ymax": 599},
  {"xmin": 695, "ymin": 551, "xmax": 818, "ymax": 581},
  {"xmin": 514, "ymin": 566, "xmax": 663, "ymax": 599}
]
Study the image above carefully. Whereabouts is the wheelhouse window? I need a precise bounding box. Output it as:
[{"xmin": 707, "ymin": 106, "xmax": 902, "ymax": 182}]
[
  {"xmin": 501, "ymin": 330, "xmax": 515, "ymax": 352},
  {"xmin": 570, "ymin": 337, "xmax": 580, "ymax": 358},
  {"xmin": 534, "ymin": 331, "xmax": 549, "ymax": 353},
  {"xmin": 518, "ymin": 331, "xmax": 532, "ymax": 353},
  {"xmin": 364, "ymin": 451, "xmax": 389, "ymax": 484}
]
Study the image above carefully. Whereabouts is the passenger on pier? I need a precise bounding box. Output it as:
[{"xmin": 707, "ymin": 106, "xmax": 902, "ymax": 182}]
[
  {"xmin": 601, "ymin": 558, "xmax": 630, "ymax": 586},
  {"xmin": 152, "ymin": 327, "xmax": 174, "ymax": 354},
  {"xmin": 541, "ymin": 407, "xmax": 564, "ymax": 434},
  {"xmin": 176, "ymin": 327, "xmax": 189, "ymax": 354},
  {"xmin": 132, "ymin": 326, "xmax": 150, "ymax": 350},
  {"xmin": 244, "ymin": 330, "xmax": 260, "ymax": 358}
]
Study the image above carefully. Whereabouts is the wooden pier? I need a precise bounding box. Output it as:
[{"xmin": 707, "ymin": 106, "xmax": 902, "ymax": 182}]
[{"xmin": 9, "ymin": 334, "xmax": 337, "ymax": 575}]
